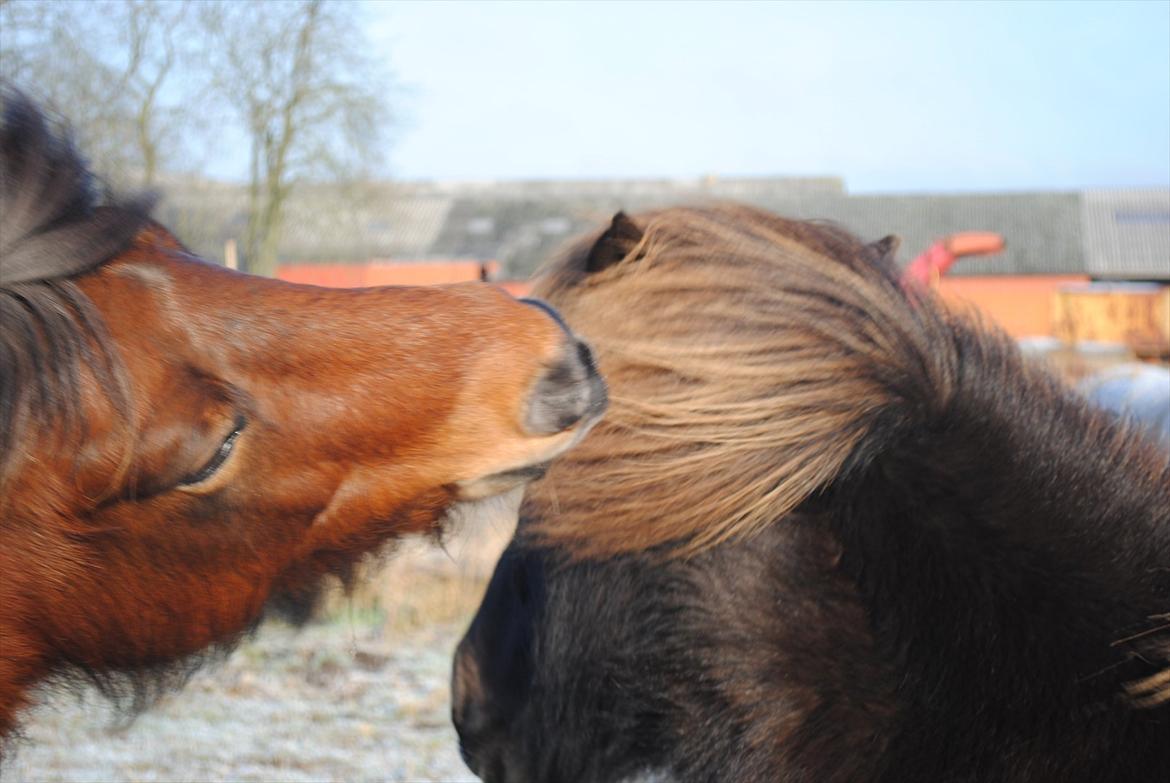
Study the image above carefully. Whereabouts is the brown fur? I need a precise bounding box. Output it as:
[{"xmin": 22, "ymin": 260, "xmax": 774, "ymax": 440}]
[{"xmin": 0, "ymin": 90, "xmax": 603, "ymax": 746}]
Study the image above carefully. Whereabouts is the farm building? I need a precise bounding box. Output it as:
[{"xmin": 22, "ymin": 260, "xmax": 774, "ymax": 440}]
[{"xmin": 156, "ymin": 176, "xmax": 1169, "ymax": 350}]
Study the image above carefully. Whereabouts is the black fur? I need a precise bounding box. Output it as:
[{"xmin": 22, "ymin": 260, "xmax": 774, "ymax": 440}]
[
  {"xmin": 453, "ymin": 240, "xmax": 1170, "ymax": 781},
  {"xmin": 456, "ymin": 518, "xmax": 893, "ymax": 783},
  {"xmin": 585, "ymin": 211, "xmax": 644, "ymax": 273}
]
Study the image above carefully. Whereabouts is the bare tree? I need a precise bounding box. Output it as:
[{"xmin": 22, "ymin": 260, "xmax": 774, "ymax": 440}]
[
  {"xmin": 0, "ymin": 0, "xmax": 195, "ymax": 188},
  {"xmin": 2, "ymin": 0, "xmax": 393, "ymax": 273},
  {"xmin": 2, "ymin": 1, "xmax": 133, "ymax": 179},
  {"xmin": 118, "ymin": 0, "xmax": 189, "ymax": 187},
  {"xmin": 199, "ymin": 0, "xmax": 392, "ymax": 276}
]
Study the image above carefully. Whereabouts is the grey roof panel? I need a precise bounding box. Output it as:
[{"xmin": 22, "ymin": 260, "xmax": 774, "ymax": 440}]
[
  {"xmin": 153, "ymin": 176, "xmax": 1166, "ymax": 281},
  {"xmin": 777, "ymin": 193, "xmax": 1086, "ymax": 278},
  {"xmin": 274, "ymin": 184, "xmax": 454, "ymax": 262},
  {"xmin": 1082, "ymin": 189, "xmax": 1170, "ymax": 280},
  {"xmin": 431, "ymin": 189, "xmax": 1086, "ymax": 279}
]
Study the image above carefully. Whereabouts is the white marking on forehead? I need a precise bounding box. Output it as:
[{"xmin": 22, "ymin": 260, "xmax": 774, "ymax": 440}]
[
  {"xmin": 113, "ymin": 262, "xmax": 178, "ymax": 310},
  {"xmin": 114, "ymin": 261, "xmax": 175, "ymax": 290}
]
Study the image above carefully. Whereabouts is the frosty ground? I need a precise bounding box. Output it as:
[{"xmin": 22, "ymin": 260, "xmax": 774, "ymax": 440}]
[{"xmin": 7, "ymin": 517, "xmax": 518, "ymax": 783}]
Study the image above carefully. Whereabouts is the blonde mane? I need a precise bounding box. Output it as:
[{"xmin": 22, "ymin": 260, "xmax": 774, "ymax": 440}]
[
  {"xmin": 524, "ymin": 203, "xmax": 958, "ymax": 558},
  {"xmin": 521, "ymin": 202, "xmax": 1170, "ymax": 709}
]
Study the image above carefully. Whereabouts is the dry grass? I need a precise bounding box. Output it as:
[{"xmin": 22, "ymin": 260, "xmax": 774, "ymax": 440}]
[{"xmin": 318, "ymin": 498, "xmax": 520, "ymax": 633}]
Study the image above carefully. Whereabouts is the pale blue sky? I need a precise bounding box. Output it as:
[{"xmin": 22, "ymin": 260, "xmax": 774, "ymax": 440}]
[{"xmin": 364, "ymin": 0, "xmax": 1170, "ymax": 193}]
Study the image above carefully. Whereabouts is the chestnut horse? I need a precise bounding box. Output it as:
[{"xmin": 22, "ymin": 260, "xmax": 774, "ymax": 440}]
[
  {"xmin": 453, "ymin": 206, "xmax": 1170, "ymax": 782},
  {"xmin": 0, "ymin": 92, "xmax": 606, "ymax": 745}
]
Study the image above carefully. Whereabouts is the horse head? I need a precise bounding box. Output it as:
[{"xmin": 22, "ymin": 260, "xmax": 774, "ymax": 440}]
[
  {"xmin": 0, "ymin": 90, "xmax": 605, "ymax": 739},
  {"xmin": 453, "ymin": 205, "xmax": 1170, "ymax": 782}
]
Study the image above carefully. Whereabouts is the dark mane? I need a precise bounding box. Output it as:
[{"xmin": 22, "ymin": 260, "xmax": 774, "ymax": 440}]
[{"xmin": 0, "ymin": 88, "xmax": 153, "ymax": 492}]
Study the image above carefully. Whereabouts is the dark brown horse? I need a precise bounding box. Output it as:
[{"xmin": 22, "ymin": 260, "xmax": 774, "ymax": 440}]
[
  {"xmin": 453, "ymin": 205, "xmax": 1170, "ymax": 782},
  {"xmin": 0, "ymin": 91, "xmax": 606, "ymax": 744}
]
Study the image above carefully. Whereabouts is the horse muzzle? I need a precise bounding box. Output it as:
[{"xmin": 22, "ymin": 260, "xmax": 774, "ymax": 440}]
[
  {"xmin": 522, "ymin": 304, "xmax": 608, "ymax": 437},
  {"xmin": 452, "ymin": 299, "xmax": 606, "ymax": 502}
]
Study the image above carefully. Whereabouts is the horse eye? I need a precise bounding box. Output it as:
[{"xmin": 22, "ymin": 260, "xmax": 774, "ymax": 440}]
[{"xmin": 178, "ymin": 417, "xmax": 246, "ymax": 487}]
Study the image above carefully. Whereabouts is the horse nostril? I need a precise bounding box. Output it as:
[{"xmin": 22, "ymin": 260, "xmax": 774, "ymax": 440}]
[
  {"xmin": 576, "ymin": 340, "xmax": 597, "ymax": 373},
  {"xmin": 525, "ymin": 336, "xmax": 608, "ymax": 436},
  {"xmin": 456, "ymin": 705, "xmax": 488, "ymax": 774}
]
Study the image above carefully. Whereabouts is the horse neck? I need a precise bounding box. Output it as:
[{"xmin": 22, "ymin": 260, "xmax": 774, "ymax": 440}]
[{"xmin": 828, "ymin": 325, "xmax": 1170, "ymax": 736}]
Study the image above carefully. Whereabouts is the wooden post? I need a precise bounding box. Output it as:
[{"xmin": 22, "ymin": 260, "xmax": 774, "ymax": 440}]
[{"xmin": 224, "ymin": 239, "xmax": 239, "ymax": 271}]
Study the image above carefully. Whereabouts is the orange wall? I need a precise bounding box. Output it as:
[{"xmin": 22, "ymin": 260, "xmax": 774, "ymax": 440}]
[
  {"xmin": 497, "ymin": 280, "xmax": 532, "ymax": 298},
  {"xmin": 277, "ymin": 263, "xmax": 368, "ymax": 288},
  {"xmin": 277, "ymin": 260, "xmax": 501, "ymax": 288},
  {"xmin": 935, "ymin": 276, "xmax": 1089, "ymax": 338}
]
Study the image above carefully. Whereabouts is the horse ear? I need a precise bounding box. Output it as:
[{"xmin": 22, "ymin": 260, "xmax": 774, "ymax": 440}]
[
  {"xmin": 586, "ymin": 211, "xmax": 644, "ymax": 273},
  {"xmin": 867, "ymin": 234, "xmax": 901, "ymax": 263}
]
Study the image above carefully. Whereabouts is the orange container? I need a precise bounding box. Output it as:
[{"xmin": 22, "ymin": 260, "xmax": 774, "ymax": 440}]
[{"xmin": 1054, "ymin": 283, "xmax": 1170, "ymax": 358}]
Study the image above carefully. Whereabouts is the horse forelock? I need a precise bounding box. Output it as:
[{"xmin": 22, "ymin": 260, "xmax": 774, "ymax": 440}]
[
  {"xmin": 0, "ymin": 88, "xmax": 148, "ymax": 498},
  {"xmin": 524, "ymin": 203, "xmax": 961, "ymax": 558},
  {"xmin": 0, "ymin": 88, "xmax": 154, "ymax": 285}
]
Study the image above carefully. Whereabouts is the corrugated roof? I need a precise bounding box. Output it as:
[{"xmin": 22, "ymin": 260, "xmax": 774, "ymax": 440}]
[
  {"xmin": 154, "ymin": 176, "xmax": 248, "ymax": 261},
  {"xmin": 155, "ymin": 180, "xmax": 456, "ymax": 264},
  {"xmin": 425, "ymin": 177, "xmax": 852, "ymax": 277},
  {"xmin": 428, "ymin": 189, "xmax": 1086, "ymax": 279},
  {"xmin": 1081, "ymin": 189, "xmax": 1170, "ymax": 280},
  {"xmin": 276, "ymin": 184, "xmax": 454, "ymax": 262},
  {"xmin": 786, "ymin": 192, "xmax": 1086, "ymax": 278},
  {"xmin": 153, "ymin": 176, "xmax": 1168, "ymax": 281}
]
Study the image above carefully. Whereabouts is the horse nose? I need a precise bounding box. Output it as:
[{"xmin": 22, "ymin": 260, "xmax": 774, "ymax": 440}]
[
  {"xmin": 452, "ymin": 641, "xmax": 495, "ymax": 777},
  {"xmin": 521, "ymin": 299, "xmax": 608, "ymax": 436}
]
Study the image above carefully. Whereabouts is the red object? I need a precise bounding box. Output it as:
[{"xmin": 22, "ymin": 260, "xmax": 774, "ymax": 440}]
[{"xmin": 903, "ymin": 232, "xmax": 1005, "ymax": 287}]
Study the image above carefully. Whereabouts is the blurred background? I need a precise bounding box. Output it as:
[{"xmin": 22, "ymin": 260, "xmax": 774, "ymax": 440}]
[{"xmin": 3, "ymin": 0, "xmax": 1167, "ymax": 780}]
